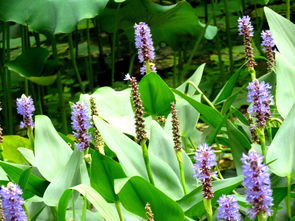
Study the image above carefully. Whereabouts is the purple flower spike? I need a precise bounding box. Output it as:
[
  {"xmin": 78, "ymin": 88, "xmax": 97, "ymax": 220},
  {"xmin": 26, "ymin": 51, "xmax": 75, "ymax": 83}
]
[
  {"xmin": 242, "ymin": 151, "xmax": 273, "ymax": 219},
  {"xmin": 261, "ymin": 30, "xmax": 276, "ymax": 72},
  {"xmin": 238, "ymin": 16, "xmax": 257, "ymax": 69},
  {"xmin": 0, "ymin": 182, "xmax": 27, "ymax": 221},
  {"xmin": 71, "ymin": 102, "xmax": 92, "ymax": 151},
  {"xmin": 16, "ymin": 94, "xmax": 35, "ymax": 128},
  {"xmin": 193, "ymin": 143, "xmax": 217, "ymax": 199},
  {"xmin": 238, "ymin": 16, "xmax": 254, "ymax": 37},
  {"xmin": 134, "ymin": 22, "xmax": 155, "ymax": 63},
  {"xmin": 217, "ymin": 195, "xmax": 241, "ymax": 221},
  {"xmin": 247, "ymin": 80, "xmax": 273, "ymax": 128}
]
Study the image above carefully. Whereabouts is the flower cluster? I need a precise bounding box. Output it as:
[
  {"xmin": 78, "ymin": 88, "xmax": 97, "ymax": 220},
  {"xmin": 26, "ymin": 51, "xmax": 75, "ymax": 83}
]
[
  {"xmin": 247, "ymin": 80, "xmax": 273, "ymax": 128},
  {"xmin": 145, "ymin": 202, "xmax": 154, "ymax": 221},
  {"xmin": 16, "ymin": 94, "xmax": 35, "ymax": 128},
  {"xmin": 193, "ymin": 143, "xmax": 216, "ymax": 199},
  {"xmin": 242, "ymin": 151, "xmax": 273, "ymax": 219},
  {"xmin": 261, "ymin": 30, "xmax": 276, "ymax": 72},
  {"xmin": 238, "ymin": 16, "xmax": 257, "ymax": 69},
  {"xmin": 170, "ymin": 102, "xmax": 182, "ymax": 151},
  {"xmin": 124, "ymin": 74, "xmax": 147, "ymax": 142},
  {"xmin": 71, "ymin": 102, "xmax": 92, "ymax": 151},
  {"xmin": 134, "ymin": 22, "xmax": 157, "ymax": 75},
  {"xmin": 217, "ymin": 195, "xmax": 241, "ymax": 221},
  {"xmin": 0, "ymin": 182, "xmax": 27, "ymax": 221}
]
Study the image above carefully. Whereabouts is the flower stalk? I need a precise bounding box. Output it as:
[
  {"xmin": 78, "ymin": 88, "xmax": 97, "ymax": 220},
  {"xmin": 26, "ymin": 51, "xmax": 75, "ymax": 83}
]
[
  {"xmin": 171, "ymin": 102, "xmax": 187, "ymax": 194},
  {"xmin": 125, "ymin": 74, "xmax": 154, "ymax": 185}
]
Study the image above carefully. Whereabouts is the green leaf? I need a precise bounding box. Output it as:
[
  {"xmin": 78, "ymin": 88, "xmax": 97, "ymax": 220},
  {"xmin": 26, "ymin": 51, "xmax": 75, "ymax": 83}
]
[
  {"xmin": 43, "ymin": 149, "xmax": 88, "ymax": 206},
  {"xmin": 80, "ymin": 87, "xmax": 138, "ymax": 136},
  {"xmin": 0, "ymin": 161, "xmax": 48, "ymax": 197},
  {"xmin": 93, "ymin": 116, "xmax": 184, "ymax": 200},
  {"xmin": 267, "ymin": 104, "xmax": 295, "ymax": 177},
  {"xmin": 18, "ymin": 147, "xmax": 36, "ymax": 166},
  {"xmin": 2, "ymin": 135, "xmax": 32, "ymax": 164},
  {"xmin": 0, "ymin": 0, "xmax": 109, "ymax": 35},
  {"xmin": 116, "ymin": 176, "xmax": 184, "ymax": 220},
  {"xmin": 90, "ymin": 152, "xmax": 126, "ymax": 203},
  {"xmin": 226, "ymin": 121, "xmax": 251, "ymax": 175},
  {"xmin": 7, "ymin": 48, "xmax": 59, "ymax": 86},
  {"xmin": 149, "ymin": 121, "xmax": 196, "ymax": 193},
  {"xmin": 177, "ymin": 176, "xmax": 242, "ymax": 218},
  {"xmin": 139, "ymin": 72, "xmax": 175, "ymax": 117},
  {"xmin": 173, "ymin": 89, "xmax": 224, "ymax": 128},
  {"xmin": 213, "ymin": 66, "xmax": 243, "ymax": 104},
  {"xmin": 274, "ymin": 53, "xmax": 295, "ymax": 118},
  {"xmin": 177, "ymin": 63, "xmax": 205, "ymax": 96},
  {"xmin": 264, "ymin": 7, "xmax": 295, "ymax": 64},
  {"xmin": 99, "ymin": 1, "xmax": 216, "ymax": 49},
  {"xmin": 57, "ymin": 189, "xmax": 73, "ymax": 221},
  {"xmin": 35, "ymin": 115, "xmax": 72, "ymax": 181},
  {"xmin": 71, "ymin": 184, "xmax": 120, "ymax": 221}
]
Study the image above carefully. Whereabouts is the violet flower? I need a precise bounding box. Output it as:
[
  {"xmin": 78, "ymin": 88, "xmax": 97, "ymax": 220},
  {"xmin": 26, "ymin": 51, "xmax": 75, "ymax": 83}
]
[
  {"xmin": 134, "ymin": 22, "xmax": 156, "ymax": 74},
  {"xmin": 247, "ymin": 80, "xmax": 273, "ymax": 128},
  {"xmin": 242, "ymin": 151, "xmax": 273, "ymax": 219},
  {"xmin": 0, "ymin": 182, "xmax": 27, "ymax": 221},
  {"xmin": 261, "ymin": 30, "xmax": 276, "ymax": 72},
  {"xmin": 217, "ymin": 195, "xmax": 241, "ymax": 221},
  {"xmin": 238, "ymin": 16, "xmax": 257, "ymax": 69},
  {"xmin": 16, "ymin": 94, "xmax": 35, "ymax": 128},
  {"xmin": 193, "ymin": 143, "xmax": 216, "ymax": 199},
  {"xmin": 71, "ymin": 102, "xmax": 92, "ymax": 151}
]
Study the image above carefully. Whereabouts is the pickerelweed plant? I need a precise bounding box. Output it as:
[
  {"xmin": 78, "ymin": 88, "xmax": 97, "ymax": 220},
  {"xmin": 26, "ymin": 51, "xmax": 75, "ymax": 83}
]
[{"xmin": 0, "ymin": 6, "xmax": 294, "ymax": 221}]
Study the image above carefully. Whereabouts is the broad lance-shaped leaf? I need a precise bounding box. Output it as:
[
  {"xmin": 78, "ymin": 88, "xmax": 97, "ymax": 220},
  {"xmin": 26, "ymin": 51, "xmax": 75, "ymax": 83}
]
[
  {"xmin": 139, "ymin": 72, "xmax": 175, "ymax": 117},
  {"xmin": 267, "ymin": 104, "xmax": 295, "ymax": 177},
  {"xmin": 115, "ymin": 176, "xmax": 184, "ymax": 221},
  {"xmin": 149, "ymin": 121, "xmax": 196, "ymax": 193},
  {"xmin": 43, "ymin": 150, "xmax": 89, "ymax": 206},
  {"xmin": 71, "ymin": 185, "xmax": 120, "ymax": 221},
  {"xmin": 35, "ymin": 115, "xmax": 72, "ymax": 181},
  {"xmin": 274, "ymin": 53, "xmax": 295, "ymax": 118},
  {"xmin": 93, "ymin": 116, "xmax": 184, "ymax": 200},
  {"xmin": 90, "ymin": 152, "xmax": 126, "ymax": 203},
  {"xmin": 264, "ymin": 7, "xmax": 295, "ymax": 64},
  {"xmin": 0, "ymin": 0, "xmax": 108, "ymax": 35},
  {"xmin": 177, "ymin": 63, "xmax": 205, "ymax": 96}
]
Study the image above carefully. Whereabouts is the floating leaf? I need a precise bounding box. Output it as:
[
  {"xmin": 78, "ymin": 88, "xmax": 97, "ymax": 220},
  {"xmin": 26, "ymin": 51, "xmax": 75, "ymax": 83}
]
[{"xmin": 0, "ymin": 0, "xmax": 109, "ymax": 35}]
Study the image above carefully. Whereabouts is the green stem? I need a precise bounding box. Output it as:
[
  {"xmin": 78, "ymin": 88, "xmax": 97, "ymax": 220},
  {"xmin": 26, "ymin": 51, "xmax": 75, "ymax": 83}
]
[
  {"xmin": 27, "ymin": 127, "xmax": 34, "ymax": 149},
  {"xmin": 286, "ymin": 175, "xmax": 292, "ymax": 218},
  {"xmin": 128, "ymin": 54, "xmax": 136, "ymax": 75},
  {"xmin": 286, "ymin": 0, "xmax": 291, "ymax": 20},
  {"xmin": 0, "ymin": 144, "xmax": 4, "ymax": 161},
  {"xmin": 223, "ymin": 0, "xmax": 233, "ymax": 70},
  {"xmin": 37, "ymin": 85, "xmax": 43, "ymax": 114},
  {"xmin": 115, "ymin": 201, "xmax": 124, "ymax": 221},
  {"xmin": 257, "ymin": 128, "xmax": 266, "ymax": 162},
  {"xmin": 52, "ymin": 37, "xmax": 68, "ymax": 134},
  {"xmin": 176, "ymin": 150, "xmax": 187, "ymax": 195},
  {"xmin": 257, "ymin": 213, "xmax": 268, "ymax": 221},
  {"xmin": 111, "ymin": 3, "xmax": 121, "ymax": 86},
  {"xmin": 68, "ymin": 33, "xmax": 84, "ymax": 93},
  {"xmin": 203, "ymin": 198, "xmax": 213, "ymax": 221},
  {"xmin": 4, "ymin": 23, "xmax": 13, "ymax": 134},
  {"xmin": 249, "ymin": 67, "xmax": 256, "ymax": 80},
  {"xmin": 86, "ymin": 20, "xmax": 94, "ymax": 91},
  {"xmin": 186, "ymin": 81, "xmax": 216, "ymax": 110},
  {"xmin": 72, "ymin": 195, "xmax": 76, "ymax": 221},
  {"xmin": 266, "ymin": 121, "xmax": 272, "ymax": 143},
  {"xmin": 141, "ymin": 140, "xmax": 155, "ymax": 185}
]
